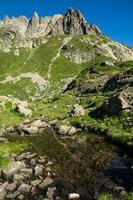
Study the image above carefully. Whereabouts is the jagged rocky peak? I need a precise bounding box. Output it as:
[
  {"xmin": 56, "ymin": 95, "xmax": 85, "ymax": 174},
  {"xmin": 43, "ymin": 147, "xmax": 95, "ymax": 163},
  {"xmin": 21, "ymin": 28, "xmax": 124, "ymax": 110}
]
[
  {"xmin": 0, "ymin": 8, "xmax": 102, "ymax": 38},
  {"xmin": 62, "ymin": 8, "xmax": 102, "ymax": 35},
  {"xmin": 26, "ymin": 11, "xmax": 40, "ymax": 37}
]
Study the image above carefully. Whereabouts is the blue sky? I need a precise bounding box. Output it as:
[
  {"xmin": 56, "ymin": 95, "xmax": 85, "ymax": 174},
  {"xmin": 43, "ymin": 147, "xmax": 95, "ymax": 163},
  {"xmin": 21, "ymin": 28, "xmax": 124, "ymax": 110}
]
[{"xmin": 0, "ymin": 0, "xmax": 132, "ymax": 46}]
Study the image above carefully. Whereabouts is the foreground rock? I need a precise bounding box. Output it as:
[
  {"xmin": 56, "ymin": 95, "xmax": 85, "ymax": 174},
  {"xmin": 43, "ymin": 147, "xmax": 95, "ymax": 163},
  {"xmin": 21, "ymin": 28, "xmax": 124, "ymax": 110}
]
[
  {"xmin": 0, "ymin": 152, "xmax": 55, "ymax": 200},
  {"xmin": 0, "ymin": 152, "xmax": 81, "ymax": 200}
]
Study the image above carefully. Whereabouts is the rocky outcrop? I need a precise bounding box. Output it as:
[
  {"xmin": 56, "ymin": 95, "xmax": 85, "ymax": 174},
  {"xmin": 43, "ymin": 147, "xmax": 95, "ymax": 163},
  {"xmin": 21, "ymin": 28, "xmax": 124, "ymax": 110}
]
[
  {"xmin": 0, "ymin": 96, "xmax": 32, "ymax": 116},
  {"xmin": 15, "ymin": 103, "xmax": 32, "ymax": 117},
  {"xmin": 26, "ymin": 12, "xmax": 40, "ymax": 37},
  {"xmin": 0, "ymin": 8, "xmax": 102, "ymax": 41},
  {"xmin": 63, "ymin": 8, "xmax": 96, "ymax": 35},
  {"xmin": 103, "ymin": 92, "xmax": 130, "ymax": 115}
]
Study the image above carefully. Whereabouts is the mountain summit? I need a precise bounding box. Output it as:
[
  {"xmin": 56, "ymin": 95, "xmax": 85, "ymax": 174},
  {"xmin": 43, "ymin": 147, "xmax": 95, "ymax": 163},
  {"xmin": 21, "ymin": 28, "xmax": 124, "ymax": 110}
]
[{"xmin": 0, "ymin": 8, "xmax": 102, "ymax": 38}]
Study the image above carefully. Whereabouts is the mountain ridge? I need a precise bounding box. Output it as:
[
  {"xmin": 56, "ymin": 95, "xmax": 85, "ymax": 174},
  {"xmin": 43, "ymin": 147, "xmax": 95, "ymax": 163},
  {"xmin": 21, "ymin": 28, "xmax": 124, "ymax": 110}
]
[{"xmin": 0, "ymin": 8, "xmax": 102, "ymax": 38}]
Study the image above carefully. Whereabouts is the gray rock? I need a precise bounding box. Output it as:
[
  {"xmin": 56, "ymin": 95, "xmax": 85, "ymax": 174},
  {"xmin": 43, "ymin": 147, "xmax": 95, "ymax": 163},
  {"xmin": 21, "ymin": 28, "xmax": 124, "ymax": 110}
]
[
  {"xmin": 38, "ymin": 177, "xmax": 53, "ymax": 190},
  {"xmin": 0, "ymin": 182, "xmax": 8, "ymax": 200},
  {"xmin": 18, "ymin": 183, "xmax": 32, "ymax": 193},
  {"xmin": 103, "ymin": 92, "xmax": 130, "ymax": 115},
  {"xmin": 35, "ymin": 164, "xmax": 44, "ymax": 177},
  {"xmin": 6, "ymin": 190, "xmax": 20, "ymax": 199},
  {"xmin": 70, "ymin": 104, "xmax": 85, "ymax": 117},
  {"xmin": 47, "ymin": 187, "xmax": 56, "ymax": 199},
  {"xmin": 6, "ymin": 182, "xmax": 17, "ymax": 192},
  {"xmin": 13, "ymin": 174, "xmax": 25, "ymax": 183},
  {"xmin": 45, "ymin": 166, "xmax": 52, "ymax": 172},
  {"xmin": 24, "ymin": 153, "xmax": 37, "ymax": 159},
  {"xmin": 20, "ymin": 168, "xmax": 33, "ymax": 178},
  {"xmin": 58, "ymin": 125, "xmax": 80, "ymax": 136},
  {"xmin": 15, "ymin": 104, "xmax": 32, "ymax": 116},
  {"xmin": 26, "ymin": 11, "xmax": 40, "ymax": 37},
  {"xmin": 2, "ymin": 161, "xmax": 26, "ymax": 179},
  {"xmin": 30, "ymin": 179, "xmax": 42, "ymax": 187}
]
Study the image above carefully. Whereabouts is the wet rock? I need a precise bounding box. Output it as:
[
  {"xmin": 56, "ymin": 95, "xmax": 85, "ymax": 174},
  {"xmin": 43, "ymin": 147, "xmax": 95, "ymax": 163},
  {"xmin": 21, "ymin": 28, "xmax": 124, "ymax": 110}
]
[
  {"xmin": 70, "ymin": 104, "xmax": 85, "ymax": 117},
  {"xmin": 18, "ymin": 183, "xmax": 32, "ymax": 193},
  {"xmin": 2, "ymin": 161, "xmax": 26, "ymax": 179},
  {"xmin": 38, "ymin": 177, "xmax": 53, "ymax": 190}
]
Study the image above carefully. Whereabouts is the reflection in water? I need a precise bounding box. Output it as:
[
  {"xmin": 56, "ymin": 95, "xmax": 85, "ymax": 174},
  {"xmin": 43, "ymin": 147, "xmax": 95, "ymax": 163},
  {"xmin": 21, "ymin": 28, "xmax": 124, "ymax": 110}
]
[{"xmin": 8, "ymin": 129, "xmax": 133, "ymax": 199}]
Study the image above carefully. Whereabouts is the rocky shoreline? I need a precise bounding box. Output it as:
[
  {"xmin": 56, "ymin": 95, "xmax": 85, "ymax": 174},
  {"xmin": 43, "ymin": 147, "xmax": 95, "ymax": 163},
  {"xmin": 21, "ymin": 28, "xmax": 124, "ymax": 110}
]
[
  {"xmin": 0, "ymin": 152, "xmax": 80, "ymax": 200},
  {"xmin": 0, "ymin": 116, "xmax": 133, "ymax": 154}
]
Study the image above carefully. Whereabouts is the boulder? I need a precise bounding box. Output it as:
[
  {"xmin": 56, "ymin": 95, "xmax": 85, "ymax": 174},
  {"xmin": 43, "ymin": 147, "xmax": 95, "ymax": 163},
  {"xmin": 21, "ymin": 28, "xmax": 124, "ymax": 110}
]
[
  {"xmin": 15, "ymin": 104, "xmax": 32, "ymax": 116},
  {"xmin": 58, "ymin": 125, "xmax": 70, "ymax": 135},
  {"xmin": 70, "ymin": 104, "xmax": 85, "ymax": 117},
  {"xmin": 31, "ymin": 119, "xmax": 47, "ymax": 128},
  {"xmin": 103, "ymin": 92, "xmax": 130, "ymax": 115},
  {"xmin": 58, "ymin": 125, "xmax": 81, "ymax": 135}
]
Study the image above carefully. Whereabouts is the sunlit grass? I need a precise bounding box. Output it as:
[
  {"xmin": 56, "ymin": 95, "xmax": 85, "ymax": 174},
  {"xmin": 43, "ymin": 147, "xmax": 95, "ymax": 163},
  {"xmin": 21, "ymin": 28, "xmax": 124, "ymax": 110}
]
[{"xmin": 0, "ymin": 141, "xmax": 29, "ymax": 168}]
